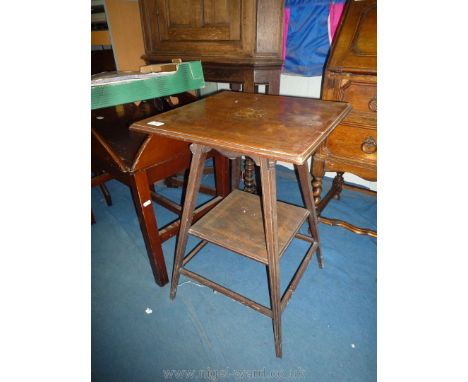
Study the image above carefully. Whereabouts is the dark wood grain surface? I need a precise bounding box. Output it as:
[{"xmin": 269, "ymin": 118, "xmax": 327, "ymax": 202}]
[
  {"xmin": 131, "ymin": 91, "xmax": 351, "ymax": 165},
  {"xmin": 189, "ymin": 190, "xmax": 308, "ymax": 264},
  {"xmin": 139, "ymin": 0, "xmax": 284, "ymax": 66}
]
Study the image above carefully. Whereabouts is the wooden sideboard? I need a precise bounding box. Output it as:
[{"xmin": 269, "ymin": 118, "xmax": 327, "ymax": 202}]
[
  {"xmin": 138, "ymin": 0, "xmax": 285, "ymax": 192},
  {"xmin": 311, "ymin": 0, "xmax": 377, "ymax": 237}
]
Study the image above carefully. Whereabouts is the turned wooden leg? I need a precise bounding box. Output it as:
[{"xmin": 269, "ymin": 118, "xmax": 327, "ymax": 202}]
[
  {"xmin": 170, "ymin": 144, "xmax": 209, "ymax": 299},
  {"xmin": 311, "ymin": 156, "xmax": 325, "ymax": 206},
  {"xmin": 130, "ymin": 170, "xmax": 169, "ymax": 286},
  {"xmin": 240, "ymin": 77, "xmax": 257, "ymax": 195},
  {"xmin": 296, "ymin": 163, "xmax": 324, "ymax": 269},
  {"xmin": 231, "ymin": 76, "xmax": 258, "ymax": 195},
  {"xmin": 259, "ymin": 157, "xmax": 282, "ymax": 358},
  {"xmin": 333, "ymin": 172, "xmax": 345, "ymax": 200},
  {"xmin": 243, "ymin": 157, "xmax": 257, "ymax": 194}
]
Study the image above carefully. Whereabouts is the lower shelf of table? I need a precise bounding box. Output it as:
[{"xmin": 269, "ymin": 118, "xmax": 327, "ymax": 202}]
[{"xmin": 188, "ymin": 190, "xmax": 309, "ymax": 264}]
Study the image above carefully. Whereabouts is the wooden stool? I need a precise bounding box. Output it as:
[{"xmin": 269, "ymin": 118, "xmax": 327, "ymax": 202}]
[{"xmin": 131, "ymin": 91, "xmax": 351, "ymax": 357}]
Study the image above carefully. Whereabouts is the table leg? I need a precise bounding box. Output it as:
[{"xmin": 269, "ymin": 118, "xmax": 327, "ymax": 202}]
[
  {"xmin": 311, "ymin": 156, "xmax": 325, "ymax": 207},
  {"xmin": 244, "ymin": 157, "xmax": 257, "ymax": 193},
  {"xmin": 333, "ymin": 172, "xmax": 345, "ymax": 200},
  {"xmin": 170, "ymin": 144, "xmax": 209, "ymax": 299},
  {"xmin": 130, "ymin": 170, "xmax": 169, "ymax": 286},
  {"xmin": 99, "ymin": 183, "xmax": 113, "ymax": 206},
  {"xmin": 259, "ymin": 158, "xmax": 282, "ymax": 358},
  {"xmin": 213, "ymin": 152, "xmax": 230, "ymax": 197},
  {"xmin": 296, "ymin": 163, "xmax": 324, "ymax": 268},
  {"xmin": 230, "ymin": 157, "xmax": 241, "ymax": 191}
]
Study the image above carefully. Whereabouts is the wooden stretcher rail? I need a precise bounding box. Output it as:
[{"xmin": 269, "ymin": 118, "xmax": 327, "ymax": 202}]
[
  {"xmin": 281, "ymin": 242, "xmax": 319, "ymax": 312},
  {"xmin": 179, "ymin": 268, "xmax": 273, "ymax": 318},
  {"xmin": 182, "ymin": 240, "xmax": 208, "ymax": 266},
  {"xmin": 319, "ymin": 216, "xmax": 377, "ymax": 238}
]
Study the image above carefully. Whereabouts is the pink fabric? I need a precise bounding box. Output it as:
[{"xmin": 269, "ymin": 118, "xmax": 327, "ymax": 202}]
[
  {"xmin": 282, "ymin": 7, "xmax": 290, "ymax": 71},
  {"xmin": 329, "ymin": 3, "xmax": 345, "ymax": 43}
]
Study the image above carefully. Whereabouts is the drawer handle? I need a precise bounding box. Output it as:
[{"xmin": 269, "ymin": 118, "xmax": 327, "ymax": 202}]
[
  {"xmin": 368, "ymin": 96, "xmax": 377, "ymax": 112},
  {"xmin": 361, "ymin": 136, "xmax": 377, "ymax": 154}
]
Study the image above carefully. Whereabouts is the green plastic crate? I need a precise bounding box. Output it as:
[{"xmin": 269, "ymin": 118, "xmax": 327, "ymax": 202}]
[{"xmin": 91, "ymin": 61, "xmax": 205, "ymax": 110}]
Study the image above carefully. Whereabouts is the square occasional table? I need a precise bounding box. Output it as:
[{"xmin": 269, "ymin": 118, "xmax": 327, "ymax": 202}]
[{"xmin": 131, "ymin": 91, "xmax": 351, "ymax": 357}]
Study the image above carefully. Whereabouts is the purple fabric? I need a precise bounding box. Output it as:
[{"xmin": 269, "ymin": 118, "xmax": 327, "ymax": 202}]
[
  {"xmin": 282, "ymin": 7, "xmax": 291, "ymax": 71},
  {"xmin": 329, "ymin": 2, "xmax": 345, "ymax": 42}
]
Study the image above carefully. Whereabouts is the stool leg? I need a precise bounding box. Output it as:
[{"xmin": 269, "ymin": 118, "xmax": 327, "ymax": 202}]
[
  {"xmin": 170, "ymin": 144, "xmax": 209, "ymax": 299},
  {"xmin": 259, "ymin": 158, "xmax": 282, "ymax": 358},
  {"xmin": 130, "ymin": 171, "xmax": 169, "ymax": 286},
  {"xmin": 296, "ymin": 163, "xmax": 324, "ymax": 268}
]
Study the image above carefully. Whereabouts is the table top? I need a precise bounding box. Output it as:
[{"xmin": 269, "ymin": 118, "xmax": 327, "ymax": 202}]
[{"xmin": 130, "ymin": 91, "xmax": 351, "ymax": 164}]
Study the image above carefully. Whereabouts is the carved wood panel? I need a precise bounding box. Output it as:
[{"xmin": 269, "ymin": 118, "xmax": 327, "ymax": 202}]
[
  {"xmin": 139, "ymin": 0, "xmax": 284, "ymax": 64},
  {"xmin": 326, "ymin": 0, "xmax": 376, "ymax": 73},
  {"xmin": 157, "ymin": 0, "xmax": 241, "ymax": 42},
  {"xmin": 350, "ymin": 3, "xmax": 377, "ymax": 56}
]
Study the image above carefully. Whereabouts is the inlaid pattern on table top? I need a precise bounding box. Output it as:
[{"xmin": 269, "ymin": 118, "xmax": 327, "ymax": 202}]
[{"xmin": 130, "ymin": 91, "xmax": 351, "ymax": 164}]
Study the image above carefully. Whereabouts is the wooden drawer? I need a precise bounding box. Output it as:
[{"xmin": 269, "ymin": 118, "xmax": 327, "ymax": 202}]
[
  {"xmin": 324, "ymin": 72, "xmax": 377, "ymax": 115},
  {"xmin": 337, "ymin": 77, "xmax": 376, "ymax": 113},
  {"xmin": 326, "ymin": 124, "xmax": 377, "ymax": 164}
]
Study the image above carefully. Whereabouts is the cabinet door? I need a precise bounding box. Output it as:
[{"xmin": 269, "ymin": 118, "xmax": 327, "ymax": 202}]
[
  {"xmin": 157, "ymin": 0, "xmax": 240, "ymax": 41},
  {"xmin": 140, "ymin": 0, "xmax": 254, "ymax": 61},
  {"xmin": 140, "ymin": 0, "xmax": 284, "ymax": 63}
]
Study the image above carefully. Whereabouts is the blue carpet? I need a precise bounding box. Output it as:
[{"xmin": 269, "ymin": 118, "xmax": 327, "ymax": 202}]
[{"xmin": 91, "ymin": 163, "xmax": 376, "ymax": 381}]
